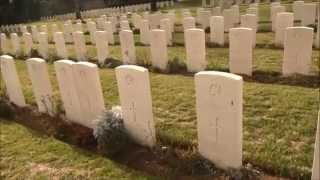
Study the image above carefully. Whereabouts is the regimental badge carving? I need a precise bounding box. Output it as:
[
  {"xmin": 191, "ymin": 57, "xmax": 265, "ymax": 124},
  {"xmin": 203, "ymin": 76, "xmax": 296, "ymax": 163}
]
[
  {"xmin": 125, "ymin": 74, "xmax": 134, "ymax": 85},
  {"xmin": 209, "ymin": 82, "xmax": 221, "ymax": 96}
]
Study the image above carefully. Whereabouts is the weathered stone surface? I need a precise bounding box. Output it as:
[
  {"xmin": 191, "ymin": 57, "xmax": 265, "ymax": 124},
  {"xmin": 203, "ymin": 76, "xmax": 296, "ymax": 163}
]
[
  {"xmin": 229, "ymin": 28, "xmax": 253, "ymax": 76},
  {"xmin": 26, "ymin": 58, "xmax": 55, "ymax": 115},
  {"xmin": 210, "ymin": 16, "xmax": 224, "ymax": 46},
  {"xmin": 0, "ymin": 55, "xmax": 26, "ymax": 107},
  {"xmin": 119, "ymin": 30, "xmax": 136, "ymax": 64},
  {"xmin": 53, "ymin": 32, "xmax": 68, "ymax": 59},
  {"xmin": 185, "ymin": 28, "xmax": 207, "ymax": 72},
  {"xmin": 115, "ymin": 65, "xmax": 156, "ymax": 147},
  {"xmin": 94, "ymin": 31, "xmax": 109, "ymax": 64},
  {"xmin": 72, "ymin": 62, "xmax": 106, "ymax": 128},
  {"xmin": 275, "ymin": 12, "xmax": 294, "ymax": 47},
  {"xmin": 150, "ymin": 29, "xmax": 168, "ymax": 70},
  {"xmin": 283, "ymin": 27, "xmax": 313, "ymax": 75},
  {"xmin": 73, "ymin": 31, "xmax": 87, "ymax": 61},
  {"xmin": 195, "ymin": 71, "xmax": 243, "ymax": 170}
]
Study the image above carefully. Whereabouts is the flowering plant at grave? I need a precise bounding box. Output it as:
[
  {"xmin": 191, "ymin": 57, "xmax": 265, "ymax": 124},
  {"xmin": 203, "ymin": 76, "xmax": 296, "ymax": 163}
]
[{"xmin": 93, "ymin": 106, "xmax": 131, "ymax": 156}]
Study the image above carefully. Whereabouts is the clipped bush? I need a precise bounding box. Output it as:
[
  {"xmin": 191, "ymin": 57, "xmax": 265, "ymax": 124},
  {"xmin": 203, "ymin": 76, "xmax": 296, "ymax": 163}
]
[
  {"xmin": 93, "ymin": 106, "xmax": 131, "ymax": 156},
  {"xmin": 168, "ymin": 57, "xmax": 187, "ymax": 73}
]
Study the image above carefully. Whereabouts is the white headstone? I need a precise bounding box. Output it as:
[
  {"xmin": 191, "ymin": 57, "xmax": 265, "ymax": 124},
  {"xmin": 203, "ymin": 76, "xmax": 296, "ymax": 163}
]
[
  {"xmin": 53, "ymin": 32, "xmax": 68, "ymax": 59},
  {"xmin": 183, "ymin": 17, "xmax": 196, "ymax": 31},
  {"xmin": 312, "ymin": 112, "xmax": 320, "ymax": 180},
  {"xmin": 212, "ymin": 7, "xmax": 222, "ymax": 16},
  {"xmin": 271, "ymin": 5, "xmax": 285, "ymax": 32},
  {"xmin": 103, "ymin": 21, "xmax": 115, "ymax": 44},
  {"xmin": 199, "ymin": 10, "xmax": 211, "ymax": 29},
  {"xmin": 87, "ymin": 21, "xmax": 97, "ymax": 44},
  {"xmin": 229, "ymin": 28, "xmax": 253, "ymax": 76},
  {"xmin": 74, "ymin": 22, "xmax": 83, "ymax": 32},
  {"xmin": 301, "ymin": 3, "xmax": 317, "ymax": 26},
  {"xmin": 54, "ymin": 60, "xmax": 82, "ymax": 123},
  {"xmin": 150, "ymin": 29, "xmax": 168, "ymax": 71},
  {"xmin": 23, "ymin": 32, "xmax": 33, "ymax": 56},
  {"xmin": 0, "ymin": 33, "xmax": 9, "ymax": 54},
  {"xmin": 223, "ymin": 9, "xmax": 235, "ymax": 32},
  {"xmin": 210, "ymin": 16, "xmax": 225, "ymax": 46},
  {"xmin": 149, "ymin": 13, "xmax": 162, "ymax": 29},
  {"xmin": 139, "ymin": 20, "xmax": 150, "ymax": 45},
  {"xmin": 292, "ymin": 1, "xmax": 304, "ymax": 21},
  {"xmin": 0, "ymin": 55, "xmax": 26, "ymax": 107},
  {"xmin": 10, "ymin": 33, "xmax": 21, "ymax": 56},
  {"xmin": 231, "ymin": 5, "xmax": 240, "ymax": 24},
  {"xmin": 160, "ymin": 18, "xmax": 173, "ymax": 45},
  {"xmin": 119, "ymin": 30, "xmax": 136, "ymax": 64},
  {"xmin": 73, "ymin": 31, "xmax": 87, "ymax": 61},
  {"xmin": 275, "ymin": 12, "xmax": 294, "ymax": 47},
  {"xmin": 63, "ymin": 23, "xmax": 73, "ymax": 43},
  {"xmin": 38, "ymin": 32, "xmax": 49, "ymax": 59},
  {"xmin": 94, "ymin": 31, "xmax": 109, "ymax": 64},
  {"xmin": 26, "ymin": 58, "xmax": 54, "ymax": 115},
  {"xmin": 195, "ymin": 71, "xmax": 243, "ymax": 170},
  {"xmin": 115, "ymin": 65, "xmax": 156, "ymax": 147},
  {"xmin": 120, "ymin": 20, "xmax": 131, "ymax": 30},
  {"xmin": 282, "ymin": 27, "xmax": 313, "ymax": 75},
  {"xmin": 240, "ymin": 14, "xmax": 258, "ymax": 47},
  {"xmin": 315, "ymin": 5, "xmax": 320, "ymax": 49},
  {"xmin": 185, "ymin": 28, "xmax": 207, "ymax": 72},
  {"xmin": 72, "ymin": 62, "xmax": 106, "ymax": 128},
  {"xmin": 31, "ymin": 25, "xmax": 39, "ymax": 43}
]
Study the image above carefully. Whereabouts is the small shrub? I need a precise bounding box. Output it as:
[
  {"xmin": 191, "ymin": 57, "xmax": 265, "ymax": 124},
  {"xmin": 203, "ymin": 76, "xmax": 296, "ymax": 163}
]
[
  {"xmin": 168, "ymin": 57, "xmax": 187, "ymax": 73},
  {"xmin": 204, "ymin": 27, "xmax": 210, "ymax": 34},
  {"xmin": 93, "ymin": 106, "xmax": 131, "ymax": 156},
  {"xmin": 102, "ymin": 58, "xmax": 123, "ymax": 68},
  {"xmin": 30, "ymin": 48, "xmax": 40, "ymax": 58},
  {"xmin": 0, "ymin": 99, "xmax": 14, "ymax": 119},
  {"xmin": 132, "ymin": 28, "xmax": 140, "ymax": 34}
]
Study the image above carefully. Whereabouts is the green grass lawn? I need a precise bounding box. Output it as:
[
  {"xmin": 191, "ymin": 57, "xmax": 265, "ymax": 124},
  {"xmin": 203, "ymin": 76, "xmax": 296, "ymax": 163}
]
[
  {"xmin": 0, "ymin": 119, "xmax": 156, "ymax": 179},
  {"xmin": 1, "ymin": 0, "xmax": 320, "ymax": 179}
]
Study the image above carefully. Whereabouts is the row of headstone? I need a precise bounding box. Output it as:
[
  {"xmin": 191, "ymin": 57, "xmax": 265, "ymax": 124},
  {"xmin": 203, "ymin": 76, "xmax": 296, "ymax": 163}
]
[
  {"xmin": 0, "ymin": 53, "xmax": 242, "ymax": 169},
  {"xmin": 1, "ymin": 55, "xmax": 320, "ymax": 174},
  {"xmin": 1, "ymin": 24, "xmax": 315, "ymax": 76}
]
